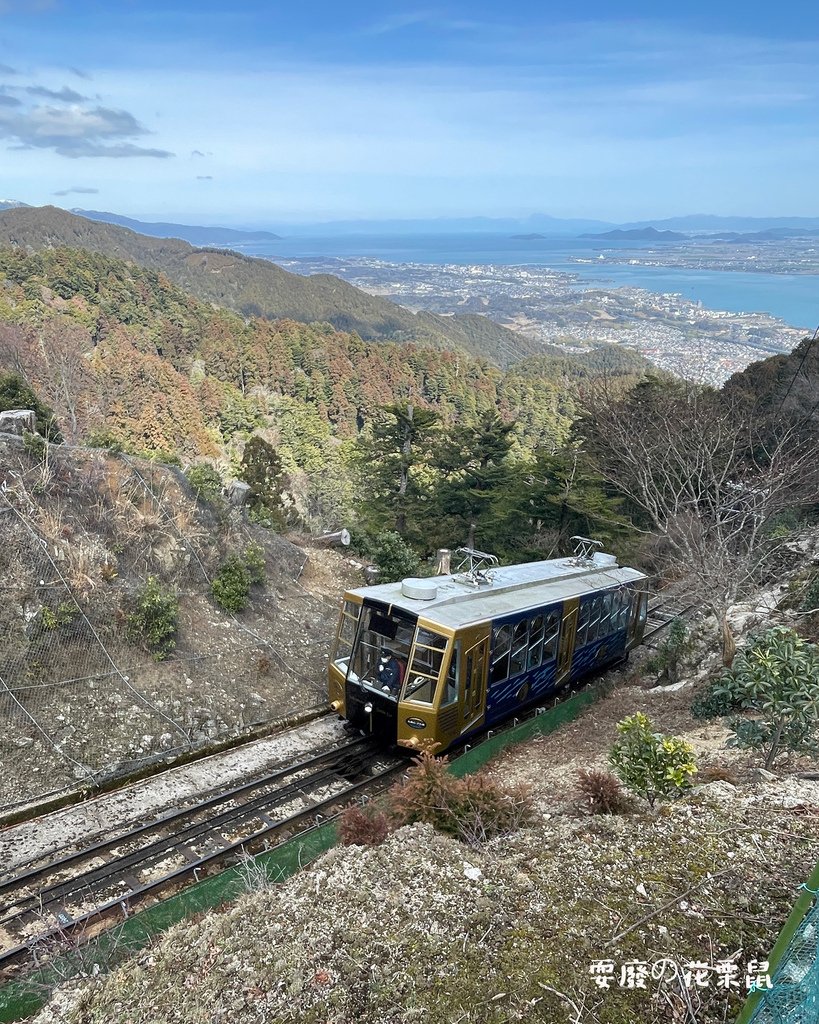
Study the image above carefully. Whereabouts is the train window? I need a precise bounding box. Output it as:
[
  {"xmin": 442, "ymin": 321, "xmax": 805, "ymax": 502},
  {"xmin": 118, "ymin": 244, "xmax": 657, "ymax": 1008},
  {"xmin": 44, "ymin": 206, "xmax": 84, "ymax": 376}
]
[
  {"xmin": 510, "ymin": 620, "xmax": 529, "ymax": 677},
  {"xmin": 404, "ymin": 628, "xmax": 448, "ymax": 704},
  {"xmin": 542, "ymin": 610, "xmax": 560, "ymax": 660},
  {"xmin": 441, "ymin": 642, "xmax": 460, "ymax": 707},
  {"xmin": 576, "ymin": 601, "xmax": 590, "ymax": 648},
  {"xmin": 616, "ymin": 590, "xmax": 631, "ymax": 630},
  {"xmin": 527, "ymin": 614, "xmax": 545, "ymax": 668},
  {"xmin": 599, "ymin": 593, "xmax": 613, "ymax": 636},
  {"xmin": 347, "ymin": 606, "xmax": 413, "ymax": 702},
  {"xmin": 587, "ymin": 596, "xmax": 602, "ymax": 643},
  {"xmin": 490, "ymin": 624, "xmax": 512, "ymax": 685},
  {"xmin": 331, "ymin": 600, "xmax": 361, "ymax": 672}
]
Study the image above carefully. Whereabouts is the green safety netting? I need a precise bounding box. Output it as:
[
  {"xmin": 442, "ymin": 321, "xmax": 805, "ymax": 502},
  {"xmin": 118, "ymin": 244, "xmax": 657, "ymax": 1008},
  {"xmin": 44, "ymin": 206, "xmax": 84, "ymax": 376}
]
[{"xmin": 746, "ymin": 886, "xmax": 819, "ymax": 1024}]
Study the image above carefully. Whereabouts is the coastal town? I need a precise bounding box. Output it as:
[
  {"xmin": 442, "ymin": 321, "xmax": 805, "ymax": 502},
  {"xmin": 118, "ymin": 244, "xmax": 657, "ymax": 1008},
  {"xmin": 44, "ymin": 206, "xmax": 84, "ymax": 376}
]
[{"xmin": 279, "ymin": 255, "xmax": 805, "ymax": 384}]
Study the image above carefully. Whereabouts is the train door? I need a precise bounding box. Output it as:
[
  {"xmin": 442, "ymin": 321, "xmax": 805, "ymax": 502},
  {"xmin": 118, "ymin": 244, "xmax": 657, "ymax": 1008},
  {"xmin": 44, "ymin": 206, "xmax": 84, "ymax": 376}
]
[
  {"xmin": 556, "ymin": 597, "xmax": 579, "ymax": 685},
  {"xmin": 628, "ymin": 589, "xmax": 649, "ymax": 648},
  {"xmin": 459, "ymin": 626, "xmax": 489, "ymax": 734}
]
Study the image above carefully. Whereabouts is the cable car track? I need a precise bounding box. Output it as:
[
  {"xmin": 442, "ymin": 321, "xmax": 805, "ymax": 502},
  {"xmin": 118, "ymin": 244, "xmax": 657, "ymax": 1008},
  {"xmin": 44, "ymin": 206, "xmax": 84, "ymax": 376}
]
[
  {"xmin": 0, "ymin": 585, "xmax": 696, "ymax": 980},
  {"xmin": 0, "ymin": 737, "xmax": 402, "ymax": 976}
]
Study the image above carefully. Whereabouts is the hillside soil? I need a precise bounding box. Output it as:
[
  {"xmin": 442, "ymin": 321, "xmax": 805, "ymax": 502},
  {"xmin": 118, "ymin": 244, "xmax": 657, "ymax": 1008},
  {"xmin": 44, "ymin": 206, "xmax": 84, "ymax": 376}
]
[{"xmin": 32, "ymin": 598, "xmax": 819, "ymax": 1024}]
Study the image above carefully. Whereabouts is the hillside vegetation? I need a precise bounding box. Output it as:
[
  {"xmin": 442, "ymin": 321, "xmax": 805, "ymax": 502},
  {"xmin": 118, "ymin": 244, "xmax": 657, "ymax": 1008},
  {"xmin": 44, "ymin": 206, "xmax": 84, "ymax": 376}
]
[
  {"xmin": 0, "ymin": 243, "xmax": 648, "ymax": 555},
  {"xmin": 0, "ymin": 206, "xmax": 541, "ymax": 367}
]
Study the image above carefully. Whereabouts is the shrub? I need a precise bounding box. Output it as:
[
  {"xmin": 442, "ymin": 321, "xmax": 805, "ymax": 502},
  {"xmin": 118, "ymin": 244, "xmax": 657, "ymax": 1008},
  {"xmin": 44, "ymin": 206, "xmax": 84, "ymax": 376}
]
[
  {"xmin": 609, "ymin": 713, "xmax": 697, "ymax": 808},
  {"xmin": 211, "ymin": 555, "xmax": 251, "ymax": 613},
  {"xmin": 691, "ymin": 679, "xmax": 742, "ymax": 720},
  {"xmin": 645, "ymin": 618, "xmax": 692, "ymax": 686},
  {"xmin": 575, "ymin": 768, "xmax": 631, "ymax": 814},
  {"xmin": 211, "ymin": 545, "xmax": 267, "ymax": 612},
  {"xmin": 85, "ymin": 428, "xmax": 124, "ymax": 453},
  {"xmin": 243, "ymin": 542, "xmax": 266, "ymax": 585},
  {"xmin": 714, "ymin": 627, "xmax": 819, "ymax": 769},
  {"xmin": 389, "ymin": 750, "xmax": 534, "ymax": 846},
  {"xmin": 802, "ymin": 574, "xmax": 819, "ymax": 614},
  {"xmin": 126, "ymin": 577, "xmax": 179, "ymax": 661},
  {"xmin": 240, "ymin": 435, "xmax": 286, "ymax": 528},
  {"xmin": 186, "ymin": 463, "xmax": 223, "ymax": 503},
  {"xmin": 338, "ymin": 805, "xmax": 393, "ymax": 847},
  {"xmin": 22, "ymin": 430, "xmax": 47, "ymax": 459},
  {"xmin": 40, "ymin": 602, "xmax": 76, "ymax": 631},
  {"xmin": 0, "ymin": 371, "xmax": 62, "ymax": 442},
  {"xmin": 371, "ymin": 530, "xmax": 420, "ymax": 584}
]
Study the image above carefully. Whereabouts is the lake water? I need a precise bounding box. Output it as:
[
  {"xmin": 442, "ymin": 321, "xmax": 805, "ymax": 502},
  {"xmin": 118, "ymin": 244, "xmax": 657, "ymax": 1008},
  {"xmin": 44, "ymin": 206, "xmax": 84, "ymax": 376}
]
[{"xmin": 237, "ymin": 233, "xmax": 819, "ymax": 330}]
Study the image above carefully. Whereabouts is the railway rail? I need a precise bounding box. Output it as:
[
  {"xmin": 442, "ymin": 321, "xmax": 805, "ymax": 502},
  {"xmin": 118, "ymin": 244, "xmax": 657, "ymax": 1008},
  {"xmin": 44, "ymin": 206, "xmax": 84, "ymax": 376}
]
[
  {"xmin": 0, "ymin": 587, "xmax": 696, "ymax": 979},
  {"xmin": 0, "ymin": 736, "xmax": 402, "ymax": 976},
  {"xmin": 642, "ymin": 592, "xmax": 698, "ymax": 647}
]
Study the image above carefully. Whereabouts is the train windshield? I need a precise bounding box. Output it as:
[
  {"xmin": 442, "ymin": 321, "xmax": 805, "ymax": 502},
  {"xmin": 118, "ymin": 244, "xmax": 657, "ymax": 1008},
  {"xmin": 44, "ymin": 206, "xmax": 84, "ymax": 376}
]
[
  {"xmin": 403, "ymin": 628, "xmax": 448, "ymax": 704},
  {"xmin": 346, "ymin": 606, "xmax": 415, "ymax": 702}
]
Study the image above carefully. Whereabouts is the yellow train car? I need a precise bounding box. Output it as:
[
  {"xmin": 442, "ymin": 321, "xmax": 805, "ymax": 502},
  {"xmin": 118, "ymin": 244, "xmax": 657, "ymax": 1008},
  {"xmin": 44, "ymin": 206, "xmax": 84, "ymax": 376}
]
[{"xmin": 328, "ymin": 546, "xmax": 648, "ymax": 752}]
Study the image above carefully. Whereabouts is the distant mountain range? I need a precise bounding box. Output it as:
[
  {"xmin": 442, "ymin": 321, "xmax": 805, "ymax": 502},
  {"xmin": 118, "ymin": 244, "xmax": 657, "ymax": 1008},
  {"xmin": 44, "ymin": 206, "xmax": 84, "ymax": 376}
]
[
  {"xmin": 581, "ymin": 227, "xmax": 688, "ymax": 242},
  {"xmin": 72, "ymin": 209, "xmax": 281, "ymax": 246},
  {"xmin": 4, "ymin": 198, "xmax": 819, "ymax": 244},
  {"xmin": 622, "ymin": 214, "xmax": 819, "ymax": 233},
  {"xmin": 0, "ymin": 205, "xmax": 538, "ymax": 368}
]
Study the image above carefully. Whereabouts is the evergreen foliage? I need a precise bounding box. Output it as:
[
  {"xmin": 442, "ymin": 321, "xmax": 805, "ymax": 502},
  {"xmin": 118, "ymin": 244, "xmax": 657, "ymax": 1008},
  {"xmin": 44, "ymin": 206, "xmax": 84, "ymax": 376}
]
[
  {"xmin": 0, "ymin": 370, "xmax": 62, "ymax": 442},
  {"xmin": 210, "ymin": 556, "xmax": 251, "ymax": 613},
  {"xmin": 185, "ymin": 463, "xmax": 223, "ymax": 503},
  {"xmin": 646, "ymin": 619, "xmax": 693, "ymax": 686},
  {"xmin": 126, "ymin": 577, "xmax": 179, "ymax": 661},
  {"xmin": 711, "ymin": 627, "xmax": 819, "ymax": 768},
  {"xmin": 371, "ymin": 531, "xmax": 420, "ymax": 583},
  {"xmin": 210, "ymin": 546, "xmax": 267, "ymax": 613},
  {"xmin": 239, "ymin": 437, "xmax": 287, "ymax": 528}
]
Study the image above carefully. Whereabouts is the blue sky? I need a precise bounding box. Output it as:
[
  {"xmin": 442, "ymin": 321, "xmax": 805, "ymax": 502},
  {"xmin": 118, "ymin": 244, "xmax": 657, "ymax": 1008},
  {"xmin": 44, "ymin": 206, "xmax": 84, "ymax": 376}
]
[{"xmin": 1, "ymin": 0, "xmax": 818, "ymax": 225}]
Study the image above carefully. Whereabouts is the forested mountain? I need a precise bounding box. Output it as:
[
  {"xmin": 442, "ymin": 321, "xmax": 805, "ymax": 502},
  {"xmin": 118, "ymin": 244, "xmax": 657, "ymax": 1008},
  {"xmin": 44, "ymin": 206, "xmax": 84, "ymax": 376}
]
[
  {"xmin": 0, "ymin": 244, "xmax": 649, "ymax": 556},
  {"xmin": 0, "ymin": 206, "xmax": 537, "ymax": 367},
  {"xmin": 724, "ymin": 333, "xmax": 819, "ymax": 429}
]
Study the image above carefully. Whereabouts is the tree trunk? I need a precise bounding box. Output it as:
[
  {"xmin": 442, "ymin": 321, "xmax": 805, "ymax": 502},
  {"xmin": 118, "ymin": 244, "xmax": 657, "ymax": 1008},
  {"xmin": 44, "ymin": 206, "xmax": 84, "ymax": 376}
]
[{"xmin": 719, "ymin": 613, "xmax": 736, "ymax": 667}]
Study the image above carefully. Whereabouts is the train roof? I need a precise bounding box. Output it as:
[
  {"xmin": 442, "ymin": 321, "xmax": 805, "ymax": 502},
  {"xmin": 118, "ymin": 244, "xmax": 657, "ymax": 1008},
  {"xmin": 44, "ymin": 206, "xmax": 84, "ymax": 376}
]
[{"xmin": 345, "ymin": 557, "xmax": 648, "ymax": 631}]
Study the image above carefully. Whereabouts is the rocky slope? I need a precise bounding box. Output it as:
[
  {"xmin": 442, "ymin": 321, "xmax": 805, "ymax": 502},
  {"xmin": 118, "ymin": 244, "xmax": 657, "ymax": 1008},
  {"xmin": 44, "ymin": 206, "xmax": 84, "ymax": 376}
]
[
  {"xmin": 0, "ymin": 434, "xmax": 357, "ymax": 812},
  {"xmin": 31, "ymin": 535, "xmax": 819, "ymax": 1024}
]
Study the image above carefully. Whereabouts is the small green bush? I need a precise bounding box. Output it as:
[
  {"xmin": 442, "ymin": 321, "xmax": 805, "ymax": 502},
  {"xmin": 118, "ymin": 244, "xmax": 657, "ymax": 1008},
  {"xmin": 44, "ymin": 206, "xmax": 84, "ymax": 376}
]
[
  {"xmin": 243, "ymin": 542, "xmax": 266, "ymax": 585},
  {"xmin": 247, "ymin": 505, "xmax": 276, "ymax": 529},
  {"xmin": 211, "ymin": 556, "xmax": 251, "ymax": 613},
  {"xmin": 691, "ymin": 679, "xmax": 742, "ymax": 720},
  {"xmin": 126, "ymin": 577, "xmax": 179, "ymax": 661},
  {"xmin": 84, "ymin": 428, "xmax": 124, "ymax": 452},
  {"xmin": 372, "ymin": 530, "xmax": 420, "ymax": 584},
  {"xmin": 211, "ymin": 545, "xmax": 267, "ymax": 613},
  {"xmin": 609, "ymin": 712, "xmax": 697, "ymax": 808},
  {"xmin": 40, "ymin": 602, "xmax": 76, "ymax": 631},
  {"xmin": 22, "ymin": 430, "xmax": 47, "ymax": 459},
  {"xmin": 186, "ymin": 463, "xmax": 223, "ymax": 503},
  {"xmin": 645, "ymin": 618, "xmax": 692, "ymax": 685}
]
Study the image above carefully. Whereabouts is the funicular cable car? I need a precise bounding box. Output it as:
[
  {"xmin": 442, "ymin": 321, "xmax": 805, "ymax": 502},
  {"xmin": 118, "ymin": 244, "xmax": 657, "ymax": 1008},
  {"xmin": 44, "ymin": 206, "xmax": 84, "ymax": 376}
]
[{"xmin": 328, "ymin": 540, "xmax": 649, "ymax": 753}]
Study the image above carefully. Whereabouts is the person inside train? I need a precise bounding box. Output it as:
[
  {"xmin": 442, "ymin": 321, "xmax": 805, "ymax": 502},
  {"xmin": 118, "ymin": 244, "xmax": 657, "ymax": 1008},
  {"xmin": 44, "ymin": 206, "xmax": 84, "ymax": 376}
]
[{"xmin": 377, "ymin": 651, "xmax": 405, "ymax": 695}]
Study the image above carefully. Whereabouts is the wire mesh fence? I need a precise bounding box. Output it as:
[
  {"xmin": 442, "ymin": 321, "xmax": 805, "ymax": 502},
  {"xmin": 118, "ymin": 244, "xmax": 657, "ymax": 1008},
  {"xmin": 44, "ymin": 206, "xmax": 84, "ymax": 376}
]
[
  {"xmin": 0, "ymin": 441, "xmax": 330, "ymax": 814},
  {"xmin": 744, "ymin": 886, "xmax": 819, "ymax": 1024}
]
